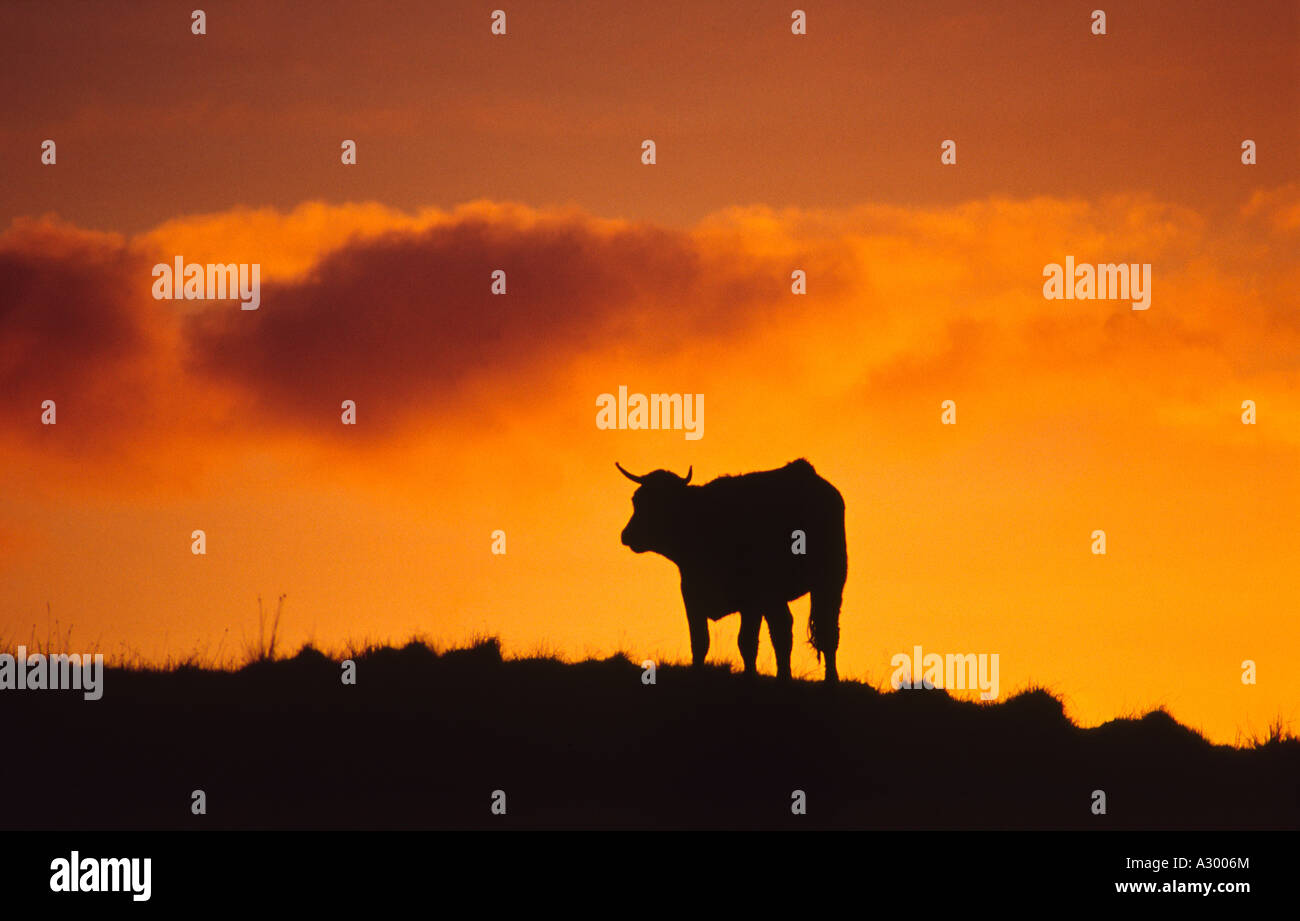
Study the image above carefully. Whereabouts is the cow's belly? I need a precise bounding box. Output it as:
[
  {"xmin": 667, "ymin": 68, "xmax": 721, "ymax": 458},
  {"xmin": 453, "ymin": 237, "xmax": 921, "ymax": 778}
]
[{"xmin": 695, "ymin": 581, "xmax": 810, "ymax": 619}]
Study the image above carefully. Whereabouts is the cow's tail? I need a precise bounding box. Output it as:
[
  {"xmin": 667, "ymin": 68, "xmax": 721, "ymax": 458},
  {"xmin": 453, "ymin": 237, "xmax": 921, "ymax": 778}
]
[
  {"xmin": 807, "ymin": 587, "xmax": 842, "ymax": 661},
  {"xmin": 807, "ymin": 497, "xmax": 847, "ymax": 660}
]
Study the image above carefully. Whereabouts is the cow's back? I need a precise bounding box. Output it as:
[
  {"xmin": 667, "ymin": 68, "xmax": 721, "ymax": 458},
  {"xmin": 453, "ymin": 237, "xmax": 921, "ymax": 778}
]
[{"xmin": 687, "ymin": 459, "xmax": 845, "ymax": 611}]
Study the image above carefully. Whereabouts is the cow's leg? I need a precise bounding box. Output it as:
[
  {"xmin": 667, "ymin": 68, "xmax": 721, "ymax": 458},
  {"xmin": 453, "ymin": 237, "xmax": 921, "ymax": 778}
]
[
  {"xmin": 765, "ymin": 603, "xmax": 794, "ymax": 681},
  {"xmin": 822, "ymin": 647, "xmax": 838, "ymax": 683},
  {"xmin": 809, "ymin": 584, "xmax": 842, "ymax": 683},
  {"xmin": 681, "ymin": 581, "xmax": 711, "ymax": 668},
  {"xmin": 738, "ymin": 610, "xmax": 762, "ymax": 676},
  {"xmin": 686, "ymin": 611, "xmax": 710, "ymax": 667}
]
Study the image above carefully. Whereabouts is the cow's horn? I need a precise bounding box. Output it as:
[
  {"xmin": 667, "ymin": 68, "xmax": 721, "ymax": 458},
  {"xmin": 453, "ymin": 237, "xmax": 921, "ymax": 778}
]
[
  {"xmin": 681, "ymin": 466, "xmax": 692, "ymax": 485},
  {"xmin": 615, "ymin": 462, "xmax": 644, "ymax": 484}
]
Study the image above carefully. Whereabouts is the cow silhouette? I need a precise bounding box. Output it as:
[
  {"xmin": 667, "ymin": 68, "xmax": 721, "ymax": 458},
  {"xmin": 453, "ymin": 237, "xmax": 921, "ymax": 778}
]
[{"xmin": 617, "ymin": 458, "xmax": 847, "ymax": 681}]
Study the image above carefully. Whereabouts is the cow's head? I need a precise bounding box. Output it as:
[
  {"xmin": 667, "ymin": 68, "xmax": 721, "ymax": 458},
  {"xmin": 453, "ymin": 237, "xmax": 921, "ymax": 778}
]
[{"xmin": 616, "ymin": 462, "xmax": 693, "ymax": 555}]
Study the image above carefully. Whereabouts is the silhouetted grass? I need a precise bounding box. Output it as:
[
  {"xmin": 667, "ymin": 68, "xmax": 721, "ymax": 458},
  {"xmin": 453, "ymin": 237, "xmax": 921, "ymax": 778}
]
[{"xmin": 1, "ymin": 636, "xmax": 1295, "ymax": 830}]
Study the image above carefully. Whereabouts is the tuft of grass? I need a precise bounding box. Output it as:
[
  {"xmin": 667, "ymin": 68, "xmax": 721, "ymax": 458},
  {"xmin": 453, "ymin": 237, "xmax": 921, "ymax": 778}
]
[
  {"xmin": 465, "ymin": 631, "xmax": 501, "ymax": 653},
  {"xmin": 467, "ymin": 634, "xmax": 503, "ymax": 659},
  {"xmin": 245, "ymin": 594, "xmax": 287, "ymax": 663},
  {"xmin": 1, "ymin": 605, "xmax": 101, "ymax": 662},
  {"xmin": 341, "ymin": 635, "xmax": 386, "ymax": 661},
  {"xmin": 17, "ymin": 602, "xmax": 77, "ymax": 656},
  {"xmin": 1243, "ymin": 715, "xmax": 1296, "ymax": 750},
  {"xmin": 521, "ymin": 639, "xmax": 565, "ymax": 662}
]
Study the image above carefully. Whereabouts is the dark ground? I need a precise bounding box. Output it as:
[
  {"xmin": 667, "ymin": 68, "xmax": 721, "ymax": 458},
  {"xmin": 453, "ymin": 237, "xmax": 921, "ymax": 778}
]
[{"xmin": 3, "ymin": 639, "xmax": 1296, "ymax": 829}]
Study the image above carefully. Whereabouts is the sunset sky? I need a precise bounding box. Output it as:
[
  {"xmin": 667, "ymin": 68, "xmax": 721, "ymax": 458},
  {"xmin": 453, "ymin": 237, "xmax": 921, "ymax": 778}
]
[{"xmin": 1, "ymin": 1, "xmax": 1297, "ymax": 744}]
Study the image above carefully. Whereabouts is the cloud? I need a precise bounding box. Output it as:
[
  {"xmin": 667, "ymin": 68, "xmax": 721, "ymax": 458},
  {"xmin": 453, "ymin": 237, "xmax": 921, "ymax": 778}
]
[
  {"xmin": 180, "ymin": 204, "xmax": 812, "ymax": 439},
  {"xmin": 0, "ymin": 218, "xmax": 185, "ymax": 457},
  {"xmin": 2, "ymin": 188, "xmax": 1297, "ymax": 492}
]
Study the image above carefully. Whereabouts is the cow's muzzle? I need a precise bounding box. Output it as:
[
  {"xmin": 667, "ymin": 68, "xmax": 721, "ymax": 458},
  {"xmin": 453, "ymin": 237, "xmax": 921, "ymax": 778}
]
[{"xmin": 621, "ymin": 527, "xmax": 647, "ymax": 552}]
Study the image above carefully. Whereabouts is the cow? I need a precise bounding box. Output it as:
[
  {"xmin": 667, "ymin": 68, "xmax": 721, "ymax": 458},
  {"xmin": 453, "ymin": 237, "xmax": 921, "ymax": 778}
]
[{"xmin": 617, "ymin": 458, "xmax": 847, "ymax": 682}]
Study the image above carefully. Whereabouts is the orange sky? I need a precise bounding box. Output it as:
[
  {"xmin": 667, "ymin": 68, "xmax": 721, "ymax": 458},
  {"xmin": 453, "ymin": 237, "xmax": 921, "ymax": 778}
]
[{"xmin": 1, "ymin": 1, "xmax": 1297, "ymax": 744}]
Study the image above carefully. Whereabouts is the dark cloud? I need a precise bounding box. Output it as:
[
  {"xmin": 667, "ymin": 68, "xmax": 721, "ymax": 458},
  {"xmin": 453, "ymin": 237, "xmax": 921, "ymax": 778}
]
[
  {"xmin": 0, "ymin": 220, "xmax": 177, "ymax": 453},
  {"xmin": 182, "ymin": 213, "xmax": 797, "ymax": 436},
  {"xmin": 1, "ymin": 210, "xmax": 825, "ymax": 462}
]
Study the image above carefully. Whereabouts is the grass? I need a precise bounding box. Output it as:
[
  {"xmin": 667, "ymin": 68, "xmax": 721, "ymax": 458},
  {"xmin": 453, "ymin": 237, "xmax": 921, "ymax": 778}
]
[
  {"xmin": 3, "ymin": 603, "xmax": 1296, "ymax": 754},
  {"xmin": 249, "ymin": 593, "xmax": 286, "ymax": 663},
  {"xmin": 1240, "ymin": 714, "xmax": 1297, "ymax": 749},
  {"xmin": 4, "ymin": 632, "xmax": 1297, "ymax": 830}
]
